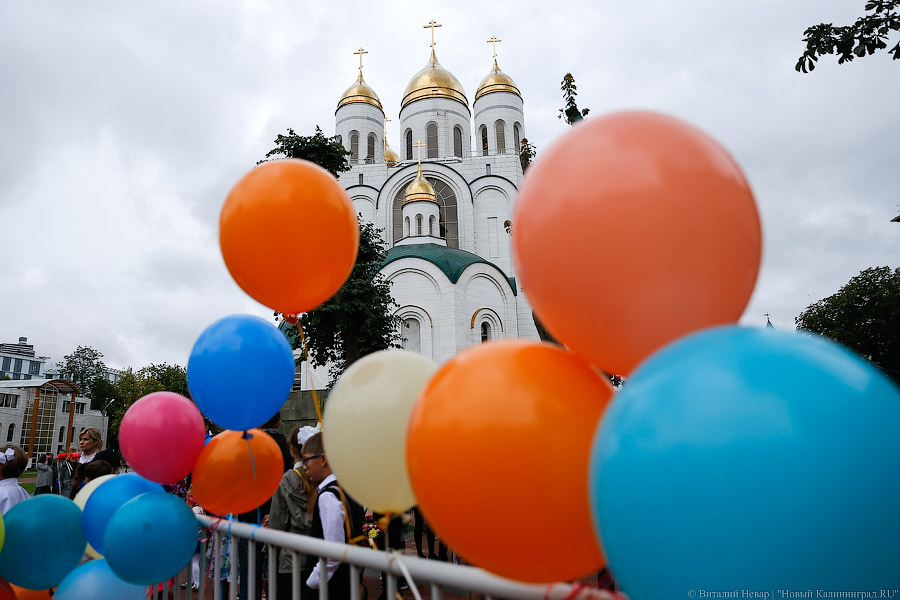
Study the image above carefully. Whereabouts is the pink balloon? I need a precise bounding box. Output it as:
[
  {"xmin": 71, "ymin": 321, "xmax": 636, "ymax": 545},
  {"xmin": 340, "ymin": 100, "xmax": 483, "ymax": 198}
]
[{"xmin": 119, "ymin": 392, "xmax": 205, "ymax": 484}]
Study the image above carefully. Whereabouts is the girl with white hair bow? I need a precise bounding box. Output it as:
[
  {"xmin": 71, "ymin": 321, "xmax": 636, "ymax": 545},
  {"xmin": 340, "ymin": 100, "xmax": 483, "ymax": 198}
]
[{"xmin": 0, "ymin": 446, "xmax": 30, "ymax": 515}]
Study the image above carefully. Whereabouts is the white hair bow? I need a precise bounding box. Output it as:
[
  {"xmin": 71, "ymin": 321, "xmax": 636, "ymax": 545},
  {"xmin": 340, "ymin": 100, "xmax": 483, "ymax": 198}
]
[{"xmin": 0, "ymin": 448, "xmax": 15, "ymax": 464}]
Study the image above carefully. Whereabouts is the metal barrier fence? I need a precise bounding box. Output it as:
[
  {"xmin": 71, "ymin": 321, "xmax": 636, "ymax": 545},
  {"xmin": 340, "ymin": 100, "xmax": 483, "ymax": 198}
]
[{"xmin": 151, "ymin": 514, "xmax": 595, "ymax": 600}]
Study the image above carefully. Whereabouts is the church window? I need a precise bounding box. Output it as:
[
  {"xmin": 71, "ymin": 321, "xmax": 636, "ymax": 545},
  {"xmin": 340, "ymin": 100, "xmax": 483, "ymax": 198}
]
[
  {"xmin": 393, "ymin": 178, "xmax": 458, "ymax": 248},
  {"xmin": 453, "ymin": 126, "xmax": 463, "ymax": 157},
  {"xmin": 429, "ymin": 215, "xmax": 435, "ymax": 235},
  {"xmin": 336, "ymin": 135, "xmax": 342, "ymax": 146},
  {"xmin": 402, "ymin": 318, "xmax": 421, "ymax": 353},
  {"xmin": 359, "ymin": 174, "xmax": 364, "ymax": 185},
  {"xmin": 367, "ymin": 133, "xmax": 376, "ymax": 163},
  {"xmin": 6, "ymin": 424, "xmax": 14, "ymax": 443},
  {"xmin": 514, "ymin": 123, "xmax": 521, "ymax": 153},
  {"xmin": 404, "ymin": 217, "xmax": 410, "ymax": 237},
  {"xmin": 350, "ymin": 131, "xmax": 359, "ymax": 163},
  {"xmin": 416, "ymin": 215, "xmax": 423, "ymax": 235},
  {"xmin": 480, "ymin": 126, "xmax": 488, "ymax": 156},
  {"xmin": 495, "ymin": 120, "xmax": 506, "ymax": 154},
  {"xmin": 58, "ymin": 426, "xmax": 65, "ymax": 443},
  {"xmin": 405, "ymin": 130, "xmax": 413, "ymax": 160},
  {"xmin": 427, "ymin": 123, "xmax": 438, "ymax": 158},
  {"xmin": 481, "ymin": 322, "xmax": 491, "ymax": 343}
]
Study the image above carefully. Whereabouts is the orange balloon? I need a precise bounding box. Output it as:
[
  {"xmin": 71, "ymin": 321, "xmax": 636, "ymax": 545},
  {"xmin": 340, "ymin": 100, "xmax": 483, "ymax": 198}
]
[
  {"xmin": 192, "ymin": 429, "xmax": 284, "ymax": 516},
  {"xmin": 9, "ymin": 585, "xmax": 52, "ymax": 600},
  {"xmin": 220, "ymin": 159, "xmax": 359, "ymax": 313},
  {"xmin": 406, "ymin": 340, "xmax": 613, "ymax": 583},
  {"xmin": 512, "ymin": 111, "xmax": 761, "ymax": 375}
]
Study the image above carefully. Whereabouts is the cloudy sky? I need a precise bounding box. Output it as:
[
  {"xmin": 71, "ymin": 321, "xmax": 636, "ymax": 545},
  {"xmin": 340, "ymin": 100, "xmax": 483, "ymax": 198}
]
[{"xmin": 1, "ymin": 1, "xmax": 896, "ymax": 371}]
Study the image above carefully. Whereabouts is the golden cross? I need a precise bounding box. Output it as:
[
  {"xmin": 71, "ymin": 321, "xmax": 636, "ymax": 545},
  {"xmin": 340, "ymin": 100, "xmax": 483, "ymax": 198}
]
[
  {"xmin": 424, "ymin": 19, "xmax": 442, "ymax": 48},
  {"xmin": 354, "ymin": 47, "xmax": 367, "ymax": 75},
  {"xmin": 487, "ymin": 36, "xmax": 501, "ymax": 59},
  {"xmin": 413, "ymin": 140, "xmax": 426, "ymax": 165}
]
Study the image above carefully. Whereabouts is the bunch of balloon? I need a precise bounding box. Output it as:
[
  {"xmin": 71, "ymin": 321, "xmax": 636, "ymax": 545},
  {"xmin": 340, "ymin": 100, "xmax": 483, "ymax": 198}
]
[
  {"xmin": 219, "ymin": 159, "xmax": 359, "ymax": 314},
  {"xmin": 0, "ymin": 496, "xmax": 86, "ymax": 591},
  {"xmin": 589, "ymin": 327, "xmax": 900, "ymax": 597},
  {"xmin": 81, "ymin": 474, "xmax": 163, "ymax": 555},
  {"xmin": 72, "ymin": 474, "xmax": 115, "ymax": 559},
  {"xmin": 118, "ymin": 391, "xmax": 206, "ymax": 484},
  {"xmin": 512, "ymin": 111, "xmax": 761, "ymax": 376},
  {"xmin": 406, "ymin": 341, "xmax": 614, "ymax": 583},
  {"xmin": 191, "ymin": 429, "xmax": 284, "ymax": 516},
  {"xmin": 323, "ymin": 349, "xmax": 438, "ymax": 514}
]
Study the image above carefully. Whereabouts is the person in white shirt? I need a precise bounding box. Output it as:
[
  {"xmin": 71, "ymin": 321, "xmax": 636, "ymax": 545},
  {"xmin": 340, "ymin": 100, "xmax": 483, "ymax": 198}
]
[{"xmin": 0, "ymin": 446, "xmax": 30, "ymax": 515}]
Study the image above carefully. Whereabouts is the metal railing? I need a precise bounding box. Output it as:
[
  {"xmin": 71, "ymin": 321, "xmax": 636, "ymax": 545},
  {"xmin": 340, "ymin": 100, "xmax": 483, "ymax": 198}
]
[{"xmin": 151, "ymin": 514, "xmax": 593, "ymax": 600}]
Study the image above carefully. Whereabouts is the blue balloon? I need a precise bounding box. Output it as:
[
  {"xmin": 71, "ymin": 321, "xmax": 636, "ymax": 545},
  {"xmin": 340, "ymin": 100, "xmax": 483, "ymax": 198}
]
[
  {"xmin": 104, "ymin": 491, "xmax": 198, "ymax": 585},
  {"xmin": 187, "ymin": 314, "xmax": 295, "ymax": 430},
  {"xmin": 82, "ymin": 473, "xmax": 163, "ymax": 554},
  {"xmin": 55, "ymin": 558, "xmax": 145, "ymax": 600},
  {"xmin": 589, "ymin": 327, "xmax": 900, "ymax": 598},
  {"xmin": 0, "ymin": 495, "xmax": 86, "ymax": 589}
]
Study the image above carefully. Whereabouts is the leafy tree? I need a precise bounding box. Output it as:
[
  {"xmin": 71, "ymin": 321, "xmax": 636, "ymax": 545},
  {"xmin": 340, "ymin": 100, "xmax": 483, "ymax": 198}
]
[
  {"xmin": 558, "ymin": 73, "xmax": 590, "ymax": 124},
  {"xmin": 87, "ymin": 377, "xmax": 117, "ymax": 412},
  {"xmin": 56, "ymin": 346, "xmax": 106, "ymax": 398},
  {"xmin": 281, "ymin": 220, "xmax": 401, "ymax": 385},
  {"xmin": 259, "ymin": 126, "xmax": 352, "ymax": 177},
  {"xmin": 795, "ymin": 266, "xmax": 899, "ymax": 384},
  {"xmin": 796, "ymin": 0, "xmax": 900, "ymax": 73},
  {"xmin": 519, "ymin": 137, "xmax": 536, "ymax": 173}
]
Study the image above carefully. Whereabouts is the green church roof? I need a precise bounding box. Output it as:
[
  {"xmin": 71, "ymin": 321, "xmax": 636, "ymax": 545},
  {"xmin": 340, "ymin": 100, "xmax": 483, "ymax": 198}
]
[{"xmin": 382, "ymin": 243, "xmax": 516, "ymax": 295}]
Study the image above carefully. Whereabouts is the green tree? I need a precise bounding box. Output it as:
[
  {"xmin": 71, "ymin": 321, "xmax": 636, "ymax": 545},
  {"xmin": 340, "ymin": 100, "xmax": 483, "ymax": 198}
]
[
  {"xmin": 558, "ymin": 73, "xmax": 590, "ymax": 124},
  {"xmin": 87, "ymin": 377, "xmax": 117, "ymax": 412},
  {"xmin": 56, "ymin": 346, "xmax": 106, "ymax": 398},
  {"xmin": 259, "ymin": 126, "xmax": 352, "ymax": 177},
  {"xmin": 282, "ymin": 220, "xmax": 401, "ymax": 385},
  {"xmin": 519, "ymin": 137, "xmax": 536, "ymax": 173},
  {"xmin": 795, "ymin": 266, "xmax": 899, "ymax": 384},
  {"xmin": 796, "ymin": 0, "xmax": 900, "ymax": 73}
]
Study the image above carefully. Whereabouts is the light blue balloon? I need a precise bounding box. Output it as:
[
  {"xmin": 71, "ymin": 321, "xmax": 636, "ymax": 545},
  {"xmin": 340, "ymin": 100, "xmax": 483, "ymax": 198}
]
[
  {"xmin": 0, "ymin": 495, "xmax": 86, "ymax": 589},
  {"xmin": 187, "ymin": 314, "xmax": 295, "ymax": 430},
  {"xmin": 82, "ymin": 473, "xmax": 163, "ymax": 554},
  {"xmin": 589, "ymin": 327, "xmax": 900, "ymax": 599},
  {"xmin": 55, "ymin": 558, "xmax": 145, "ymax": 600},
  {"xmin": 104, "ymin": 491, "xmax": 198, "ymax": 585}
]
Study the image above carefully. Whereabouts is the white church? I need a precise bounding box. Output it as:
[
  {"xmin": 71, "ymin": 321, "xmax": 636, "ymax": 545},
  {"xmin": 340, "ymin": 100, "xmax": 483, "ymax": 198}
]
[{"xmin": 295, "ymin": 22, "xmax": 541, "ymax": 391}]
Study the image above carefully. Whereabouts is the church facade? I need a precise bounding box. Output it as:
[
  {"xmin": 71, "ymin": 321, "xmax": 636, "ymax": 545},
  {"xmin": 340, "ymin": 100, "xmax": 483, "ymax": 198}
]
[{"xmin": 295, "ymin": 25, "xmax": 540, "ymax": 394}]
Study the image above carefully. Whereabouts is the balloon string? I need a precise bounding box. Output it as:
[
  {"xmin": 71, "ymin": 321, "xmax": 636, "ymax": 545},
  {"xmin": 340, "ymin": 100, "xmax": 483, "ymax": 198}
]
[
  {"xmin": 298, "ymin": 323, "xmax": 323, "ymax": 424},
  {"xmin": 243, "ymin": 430, "xmax": 263, "ymax": 525}
]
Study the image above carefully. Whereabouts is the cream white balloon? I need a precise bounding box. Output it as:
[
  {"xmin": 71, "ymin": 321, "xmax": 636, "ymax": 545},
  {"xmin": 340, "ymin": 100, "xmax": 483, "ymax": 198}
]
[
  {"xmin": 73, "ymin": 473, "xmax": 115, "ymax": 559},
  {"xmin": 323, "ymin": 349, "xmax": 438, "ymax": 513}
]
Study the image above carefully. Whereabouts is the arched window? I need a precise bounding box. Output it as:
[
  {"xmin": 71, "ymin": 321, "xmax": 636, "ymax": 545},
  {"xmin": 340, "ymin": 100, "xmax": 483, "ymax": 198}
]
[
  {"xmin": 336, "ymin": 135, "xmax": 342, "ymax": 146},
  {"xmin": 416, "ymin": 214, "xmax": 423, "ymax": 235},
  {"xmin": 514, "ymin": 124, "xmax": 521, "ymax": 153},
  {"xmin": 405, "ymin": 130, "xmax": 413, "ymax": 160},
  {"xmin": 404, "ymin": 216, "xmax": 410, "ymax": 237},
  {"xmin": 429, "ymin": 215, "xmax": 436, "ymax": 235},
  {"xmin": 481, "ymin": 322, "xmax": 491, "ymax": 343},
  {"xmin": 401, "ymin": 318, "xmax": 421, "ymax": 353},
  {"xmin": 58, "ymin": 426, "xmax": 65, "ymax": 443},
  {"xmin": 392, "ymin": 178, "xmax": 459, "ymax": 248},
  {"xmin": 6, "ymin": 424, "xmax": 14, "ymax": 443},
  {"xmin": 350, "ymin": 131, "xmax": 359, "ymax": 163},
  {"xmin": 453, "ymin": 127, "xmax": 463, "ymax": 157},
  {"xmin": 427, "ymin": 123, "xmax": 438, "ymax": 158},
  {"xmin": 367, "ymin": 133, "xmax": 376, "ymax": 163},
  {"xmin": 495, "ymin": 121, "xmax": 506, "ymax": 154},
  {"xmin": 480, "ymin": 126, "xmax": 488, "ymax": 156}
]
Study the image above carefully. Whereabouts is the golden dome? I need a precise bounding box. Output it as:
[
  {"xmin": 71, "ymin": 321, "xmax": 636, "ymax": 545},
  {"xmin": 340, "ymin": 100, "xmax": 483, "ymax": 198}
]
[
  {"xmin": 403, "ymin": 172, "xmax": 437, "ymax": 205},
  {"xmin": 384, "ymin": 143, "xmax": 400, "ymax": 166},
  {"xmin": 401, "ymin": 49, "xmax": 468, "ymax": 110},
  {"xmin": 475, "ymin": 59, "xmax": 521, "ymax": 102},
  {"xmin": 337, "ymin": 73, "xmax": 383, "ymax": 111}
]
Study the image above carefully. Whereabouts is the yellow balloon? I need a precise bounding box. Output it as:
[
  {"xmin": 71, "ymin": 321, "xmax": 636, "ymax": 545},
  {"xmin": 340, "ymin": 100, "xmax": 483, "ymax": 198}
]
[
  {"xmin": 323, "ymin": 349, "xmax": 438, "ymax": 513},
  {"xmin": 0, "ymin": 510, "xmax": 5, "ymax": 553},
  {"xmin": 73, "ymin": 473, "xmax": 115, "ymax": 559}
]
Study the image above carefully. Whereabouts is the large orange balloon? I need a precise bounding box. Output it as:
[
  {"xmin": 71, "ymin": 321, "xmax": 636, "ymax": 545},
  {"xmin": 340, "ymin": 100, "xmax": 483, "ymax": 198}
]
[
  {"xmin": 220, "ymin": 159, "xmax": 359, "ymax": 313},
  {"xmin": 192, "ymin": 429, "xmax": 284, "ymax": 516},
  {"xmin": 512, "ymin": 111, "xmax": 761, "ymax": 375},
  {"xmin": 406, "ymin": 340, "xmax": 613, "ymax": 583}
]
